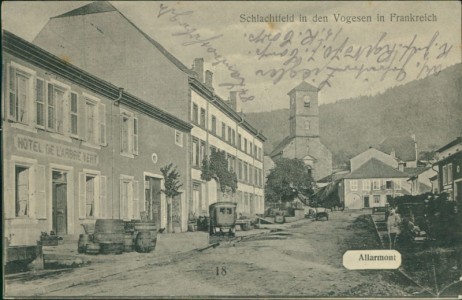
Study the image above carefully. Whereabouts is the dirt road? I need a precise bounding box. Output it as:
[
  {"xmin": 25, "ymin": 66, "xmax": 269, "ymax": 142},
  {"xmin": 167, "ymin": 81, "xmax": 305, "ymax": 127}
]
[{"xmin": 37, "ymin": 211, "xmax": 419, "ymax": 297}]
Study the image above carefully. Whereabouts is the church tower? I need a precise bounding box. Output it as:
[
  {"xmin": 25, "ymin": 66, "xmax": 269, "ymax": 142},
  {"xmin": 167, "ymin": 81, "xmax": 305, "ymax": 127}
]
[{"xmin": 288, "ymin": 82, "xmax": 319, "ymax": 138}]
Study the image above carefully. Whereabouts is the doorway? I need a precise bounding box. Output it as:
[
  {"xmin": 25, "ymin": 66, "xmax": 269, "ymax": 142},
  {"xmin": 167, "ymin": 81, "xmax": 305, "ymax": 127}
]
[
  {"xmin": 363, "ymin": 196, "xmax": 370, "ymax": 208},
  {"xmin": 145, "ymin": 176, "xmax": 161, "ymax": 228},
  {"xmin": 52, "ymin": 170, "xmax": 68, "ymax": 235}
]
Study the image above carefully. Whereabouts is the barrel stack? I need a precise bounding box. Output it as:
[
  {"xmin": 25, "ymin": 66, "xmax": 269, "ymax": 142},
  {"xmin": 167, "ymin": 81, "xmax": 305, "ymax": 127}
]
[{"xmin": 134, "ymin": 221, "xmax": 157, "ymax": 253}]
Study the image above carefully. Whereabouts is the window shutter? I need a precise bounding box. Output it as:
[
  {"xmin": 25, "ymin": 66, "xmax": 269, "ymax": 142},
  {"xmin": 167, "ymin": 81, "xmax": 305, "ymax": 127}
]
[
  {"xmin": 128, "ymin": 181, "xmax": 134, "ymax": 220},
  {"xmin": 133, "ymin": 180, "xmax": 139, "ymax": 220},
  {"xmin": 98, "ymin": 103, "xmax": 106, "ymax": 145},
  {"xmin": 61, "ymin": 92, "xmax": 70, "ymax": 135},
  {"xmin": 5, "ymin": 162, "xmax": 16, "ymax": 219},
  {"xmin": 8, "ymin": 66, "xmax": 16, "ymax": 121},
  {"xmin": 120, "ymin": 179, "xmax": 125, "ymax": 219},
  {"xmin": 79, "ymin": 172, "xmax": 86, "ymax": 219},
  {"xmin": 99, "ymin": 176, "xmax": 107, "ymax": 218},
  {"xmin": 46, "ymin": 83, "xmax": 54, "ymax": 130},
  {"xmin": 133, "ymin": 117, "xmax": 139, "ymax": 155},
  {"xmin": 79, "ymin": 99, "xmax": 86, "ymax": 141},
  {"xmin": 35, "ymin": 165, "xmax": 47, "ymax": 219}
]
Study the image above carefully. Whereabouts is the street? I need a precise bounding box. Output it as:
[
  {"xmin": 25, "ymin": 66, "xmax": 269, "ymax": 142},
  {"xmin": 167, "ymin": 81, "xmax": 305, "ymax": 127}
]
[{"xmin": 34, "ymin": 212, "xmax": 413, "ymax": 297}]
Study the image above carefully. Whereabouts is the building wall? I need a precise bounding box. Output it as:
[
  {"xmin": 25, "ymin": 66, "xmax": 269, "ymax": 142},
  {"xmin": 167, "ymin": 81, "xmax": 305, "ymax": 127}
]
[
  {"xmin": 33, "ymin": 10, "xmax": 191, "ymax": 122},
  {"xmin": 350, "ymin": 148, "xmax": 398, "ymax": 172},
  {"xmin": 189, "ymin": 90, "xmax": 265, "ymax": 217},
  {"xmin": 343, "ymin": 177, "xmax": 411, "ymax": 209},
  {"xmin": 438, "ymin": 151, "xmax": 462, "ymax": 201},
  {"xmin": 3, "ymin": 54, "xmax": 190, "ymax": 246}
]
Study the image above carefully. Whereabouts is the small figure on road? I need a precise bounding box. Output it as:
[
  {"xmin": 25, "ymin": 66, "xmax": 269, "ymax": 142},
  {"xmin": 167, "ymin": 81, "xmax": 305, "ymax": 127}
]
[{"xmin": 387, "ymin": 208, "xmax": 401, "ymax": 249}]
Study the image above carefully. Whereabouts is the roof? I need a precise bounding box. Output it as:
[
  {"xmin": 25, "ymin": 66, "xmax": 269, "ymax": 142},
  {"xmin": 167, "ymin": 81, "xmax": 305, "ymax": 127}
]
[
  {"xmin": 288, "ymin": 81, "xmax": 319, "ymax": 95},
  {"xmin": 317, "ymin": 172, "xmax": 348, "ymax": 183},
  {"xmin": 343, "ymin": 158, "xmax": 408, "ymax": 179},
  {"xmin": 379, "ymin": 136, "xmax": 416, "ymax": 162},
  {"xmin": 269, "ymin": 136, "xmax": 294, "ymax": 158},
  {"xmin": 3, "ymin": 30, "xmax": 192, "ymax": 132},
  {"xmin": 402, "ymin": 167, "xmax": 430, "ymax": 177},
  {"xmin": 52, "ymin": 1, "xmax": 195, "ymax": 76},
  {"xmin": 436, "ymin": 137, "xmax": 462, "ymax": 153},
  {"xmin": 53, "ymin": 1, "xmax": 116, "ymax": 18}
]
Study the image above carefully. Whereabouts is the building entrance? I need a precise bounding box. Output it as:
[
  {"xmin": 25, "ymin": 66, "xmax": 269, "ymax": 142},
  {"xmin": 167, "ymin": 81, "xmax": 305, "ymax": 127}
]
[{"xmin": 52, "ymin": 170, "xmax": 68, "ymax": 235}]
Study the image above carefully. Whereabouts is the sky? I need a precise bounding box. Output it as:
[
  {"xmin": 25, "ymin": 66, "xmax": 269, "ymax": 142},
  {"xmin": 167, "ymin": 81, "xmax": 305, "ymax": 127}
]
[{"xmin": 2, "ymin": 1, "xmax": 461, "ymax": 112}]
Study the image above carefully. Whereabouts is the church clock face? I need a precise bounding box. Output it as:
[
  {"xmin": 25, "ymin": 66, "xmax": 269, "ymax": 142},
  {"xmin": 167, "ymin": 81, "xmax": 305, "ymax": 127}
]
[{"xmin": 303, "ymin": 95, "xmax": 311, "ymax": 108}]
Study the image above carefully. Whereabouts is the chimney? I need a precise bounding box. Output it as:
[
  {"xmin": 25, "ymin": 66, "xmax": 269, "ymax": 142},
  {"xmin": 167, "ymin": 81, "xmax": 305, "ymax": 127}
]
[
  {"xmin": 229, "ymin": 91, "xmax": 237, "ymax": 110},
  {"xmin": 205, "ymin": 70, "xmax": 214, "ymax": 90},
  {"xmin": 193, "ymin": 58, "xmax": 204, "ymax": 82}
]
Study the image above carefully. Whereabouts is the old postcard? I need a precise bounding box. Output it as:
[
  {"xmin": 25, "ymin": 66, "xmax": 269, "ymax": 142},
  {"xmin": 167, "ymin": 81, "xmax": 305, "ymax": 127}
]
[{"xmin": 2, "ymin": 1, "xmax": 461, "ymax": 298}]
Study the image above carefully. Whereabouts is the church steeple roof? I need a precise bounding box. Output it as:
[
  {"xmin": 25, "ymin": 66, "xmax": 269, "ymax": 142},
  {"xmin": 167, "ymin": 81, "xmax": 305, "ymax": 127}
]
[{"xmin": 288, "ymin": 81, "xmax": 319, "ymax": 95}]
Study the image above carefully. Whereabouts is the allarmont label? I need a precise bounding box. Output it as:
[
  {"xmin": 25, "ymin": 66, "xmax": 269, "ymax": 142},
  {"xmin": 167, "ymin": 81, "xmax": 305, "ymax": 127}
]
[{"xmin": 343, "ymin": 250, "xmax": 401, "ymax": 270}]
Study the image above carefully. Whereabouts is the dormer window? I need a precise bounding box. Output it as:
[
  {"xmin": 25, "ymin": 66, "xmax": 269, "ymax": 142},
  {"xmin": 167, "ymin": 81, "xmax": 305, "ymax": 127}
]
[{"xmin": 303, "ymin": 95, "xmax": 311, "ymax": 107}]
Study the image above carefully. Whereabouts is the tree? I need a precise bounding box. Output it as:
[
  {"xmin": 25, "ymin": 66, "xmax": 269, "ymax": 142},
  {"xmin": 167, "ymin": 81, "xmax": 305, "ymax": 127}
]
[
  {"xmin": 265, "ymin": 158, "xmax": 316, "ymax": 204},
  {"xmin": 160, "ymin": 163, "xmax": 183, "ymax": 233},
  {"xmin": 201, "ymin": 148, "xmax": 238, "ymax": 200}
]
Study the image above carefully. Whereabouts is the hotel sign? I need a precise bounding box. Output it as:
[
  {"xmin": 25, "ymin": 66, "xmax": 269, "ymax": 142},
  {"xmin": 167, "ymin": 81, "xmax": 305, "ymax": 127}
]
[{"xmin": 14, "ymin": 134, "xmax": 98, "ymax": 166}]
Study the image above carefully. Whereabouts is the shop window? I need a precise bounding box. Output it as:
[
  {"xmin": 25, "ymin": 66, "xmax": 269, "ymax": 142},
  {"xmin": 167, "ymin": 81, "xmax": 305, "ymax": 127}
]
[{"xmin": 15, "ymin": 166, "xmax": 30, "ymax": 217}]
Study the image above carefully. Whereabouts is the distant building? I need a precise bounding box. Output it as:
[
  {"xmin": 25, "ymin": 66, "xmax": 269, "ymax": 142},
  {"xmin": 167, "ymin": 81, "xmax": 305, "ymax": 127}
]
[
  {"xmin": 341, "ymin": 159, "xmax": 411, "ymax": 209},
  {"xmin": 433, "ymin": 137, "xmax": 462, "ymax": 202},
  {"xmin": 33, "ymin": 1, "xmax": 266, "ymax": 218},
  {"xmin": 2, "ymin": 31, "xmax": 192, "ymax": 245},
  {"xmin": 407, "ymin": 167, "xmax": 437, "ymax": 195},
  {"xmin": 269, "ymin": 82, "xmax": 332, "ymax": 181}
]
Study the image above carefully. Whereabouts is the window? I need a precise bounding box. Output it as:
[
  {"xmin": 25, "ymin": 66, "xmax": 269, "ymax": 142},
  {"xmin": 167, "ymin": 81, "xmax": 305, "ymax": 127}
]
[
  {"xmin": 394, "ymin": 179, "xmax": 401, "ymax": 190},
  {"xmin": 238, "ymin": 134, "xmax": 242, "ymax": 149},
  {"xmin": 362, "ymin": 179, "xmax": 371, "ymax": 191},
  {"xmin": 305, "ymin": 120, "xmax": 310, "ymax": 131},
  {"xmin": 254, "ymin": 166, "xmax": 258, "ymax": 185},
  {"xmin": 231, "ymin": 129, "xmax": 236, "ymax": 145},
  {"xmin": 350, "ymin": 180, "xmax": 358, "ymax": 191},
  {"xmin": 15, "ymin": 166, "xmax": 30, "ymax": 217},
  {"xmin": 447, "ymin": 164, "xmax": 453, "ymax": 184},
  {"xmin": 175, "ymin": 130, "xmax": 183, "ymax": 147},
  {"xmin": 238, "ymin": 160, "xmax": 242, "ymax": 180},
  {"xmin": 249, "ymin": 142, "xmax": 253, "ymax": 156},
  {"xmin": 200, "ymin": 108, "xmax": 206, "ymax": 128},
  {"xmin": 249, "ymin": 166, "xmax": 253, "ymax": 184},
  {"xmin": 254, "ymin": 145, "xmax": 257, "ymax": 158},
  {"xmin": 119, "ymin": 176, "xmax": 139, "ymax": 220},
  {"xmin": 36, "ymin": 79, "xmax": 46, "ymax": 127},
  {"xmin": 373, "ymin": 195, "xmax": 381, "ymax": 204},
  {"xmin": 85, "ymin": 175, "xmax": 96, "ymax": 217},
  {"xmin": 86, "ymin": 101, "xmax": 97, "ymax": 143},
  {"xmin": 47, "ymin": 83, "xmax": 66, "ymax": 133},
  {"xmin": 386, "ymin": 180, "xmax": 393, "ymax": 189},
  {"xmin": 99, "ymin": 103, "xmax": 107, "ymax": 145},
  {"xmin": 70, "ymin": 92, "xmax": 78, "ymax": 135},
  {"xmin": 244, "ymin": 138, "xmax": 248, "ymax": 153},
  {"xmin": 8, "ymin": 66, "xmax": 31, "ymax": 124},
  {"xmin": 192, "ymin": 138, "xmax": 199, "ymax": 167},
  {"xmin": 192, "ymin": 183, "xmax": 201, "ymax": 215},
  {"xmin": 120, "ymin": 111, "xmax": 138, "ymax": 155},
  {"xmin": 228, "ymin": 126, "xmax": 232, "ymax": 143},
  {"xmin": 244, "ymin": 162, "xmax": 249, "ymax": 182},
  {"xmin": 192, "ymin": 103, "xmax": 198, "ymax": 124},
  {"xmin": 211, "ymin": 115, "xmax": 217, "ymax": 134},
  {"xmin": 304, "ymin": 95, "xmax": 311, "ymax": 107},
  {"xmin": 200, "ymin": 141, "xmax": 206, "ymax": 164},
  {"xmin": 222, "ymin": 123, "xmax": 226, "ymax": 139},
  {"xmin": 373, "ymin": 179, "xmax": 380, "ymax": 190}
]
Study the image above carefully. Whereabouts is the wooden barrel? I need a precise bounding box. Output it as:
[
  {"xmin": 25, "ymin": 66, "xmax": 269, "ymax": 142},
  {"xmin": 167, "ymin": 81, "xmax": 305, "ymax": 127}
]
[
  {"xmin": 134, "ymin": 221, "xmax": 156, "ymax": 232},
  {"xmin": 135, "ymin": 232, "xmax": 157, "ymax": 253},
  {"xmin": 85, "ymin": 243, "xmax": 100, "ymax": 255},
  {"xmin": 78, "ymin": 234, "xmax": 90, "ymax": 254},
  {"xmin": 123, "ymin": 233, "xmax": 134, "ymax": 252},
  {"xmin": 94, "ymin": 219, "xmax": 125, "ymax": 244},
  {"xmin": 100, "ymin": 242, "xmax": 124, "ymax": 255}
]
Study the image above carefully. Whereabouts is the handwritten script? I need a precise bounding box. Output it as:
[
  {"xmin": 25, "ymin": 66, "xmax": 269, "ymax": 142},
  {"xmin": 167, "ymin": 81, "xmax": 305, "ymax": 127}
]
[
  {"xmin": 245, "ymin": 27, "xmax": 453, "ymax": 89},
  {"xmin": 158, "ymin": 3, "xmax": 255, "ymax": 101}
]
